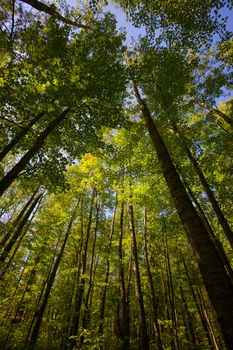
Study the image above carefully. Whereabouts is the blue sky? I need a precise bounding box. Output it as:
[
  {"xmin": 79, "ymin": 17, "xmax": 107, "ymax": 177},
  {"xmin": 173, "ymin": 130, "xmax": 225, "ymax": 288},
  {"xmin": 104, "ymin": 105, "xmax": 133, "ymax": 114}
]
[
  {"xmin": 103, "ymin": 4, "xmax": 146, "ymax": 43},
  {"xmin": 55, "ymin": 1, "xmax": 233, "ymax": 44}
]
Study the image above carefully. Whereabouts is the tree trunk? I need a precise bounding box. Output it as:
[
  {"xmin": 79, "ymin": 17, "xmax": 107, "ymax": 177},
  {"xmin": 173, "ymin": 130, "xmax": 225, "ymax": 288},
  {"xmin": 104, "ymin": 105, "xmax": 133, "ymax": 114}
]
[
  {"xmin": 179, "ymin": 174, "xmax": 233, "ymax": 283},
  {"xmin": 198, "ymin": 97, "xmax": 233, "ymax": 127},
  {"xmin": 0, "ymin": 112, "xmax": 45, "ymax": 162},
  {"xmin": 163, "ymin": 231, "xmax": 180, "ymax": 350},
  {"xmin": 0, "ymin": 192, "xmax": 42, "ymax": 267},
  {"xmin": 0, "ymin": 108, "xmax": 69, "ymax": 196},
  {"xmin": 0, "ymin": 193, "xmax": 43, "ymax": 279},
  {"xmin": 82, "ymin": 203, "xmax": 99, "ymax": 331},
  {"xmin": 143, "ymin": 208, "xmax": 163, "ymax": 350},
  {"xmin": 70, "ymin": 188, "xmax": 95, "ymax": 348},
  {"xmin": 133, "ymin": 83, "xmax": 233, "ymax": 349},
  {"xmin": 0, "ymin": 187, "xmax": 39, "ymax": 249},
  {"xmin": 128, "ymin": 201, "xmax": 149, "ymax": 350},
  {"xmin": 21, "ymin": 0, "xmax": 88, "ymax": 28},
  {"xmin": 99, "ymin": 202, "xmax": 117, "ymax": 334},
  {"xmin": 118, "ymin": 201, "xmax": 130, "ymax": 349},
  {"xmin": 26, "ymin": 204, "xmax": 78, "ymax": 349},
  {"xmin": 172, "ymin": 121, "xmax": 233, "ymax": 250}
]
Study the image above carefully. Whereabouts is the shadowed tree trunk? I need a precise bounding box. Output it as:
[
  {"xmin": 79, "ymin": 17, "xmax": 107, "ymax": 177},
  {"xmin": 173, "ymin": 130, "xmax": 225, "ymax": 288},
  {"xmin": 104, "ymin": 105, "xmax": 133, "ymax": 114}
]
[
  {"xmin": 118, "ymin": 200, "xmax": 130, "ymax": 349},
  {"xmin": 172, "ymin": 120, "xmax": 233, "ymax": 250},
  {"xmin": 82, "ymin": 203, "xmax": 99, "ymax": 331},
  {"xmin": 0, "ymin": 193, "xmax": 43, "ymax": 279},
  {"xmin": 20, "ymin": 0, "xmax": 88, "ymax": 28},
  {"xmin": 133, "ymin": 82, "xmax": 233, "ymax": 349},
  {"xmin": 0, "ymin": 112, "xmax": 45, "ymax": 162},
  {"xmin": 143, "ymin": 208, "xmax": 163, "ymax": 350},
  {"xmin": 179, "ymin": 173, "xmax": 233, "ymax": 283},
  {"xmin": 0, "ymin": 108, "xmax": 69, "ymax": 196},
  {"xmin": 26, "ymin": 203, "xmax": 78, "ymax": 349},
  {"xmin": 0, "ymin": 187, "xmax": 39, "ymax": 250},
  {"xmin": 99, "ymin": 202, "xmax": 117, "ymax": 335},
  {"xmin": 70, "ymin": 188, "xmax": 96, "ymax": 349},
  {"xmin": 0, "ymin": 192, "xmax": 42, "ymax": 267},
  {"xmin": 129, "ymin": 200, "xmax": 149, "ymax": 350}
]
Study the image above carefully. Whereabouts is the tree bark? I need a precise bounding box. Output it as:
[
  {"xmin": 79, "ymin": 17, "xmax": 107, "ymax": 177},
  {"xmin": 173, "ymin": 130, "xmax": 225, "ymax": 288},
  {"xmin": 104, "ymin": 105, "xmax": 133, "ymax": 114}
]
[
  {"xmin": 99, "ymin": 203, "xmax": 117, "ymax": 334},
  {"xmin": 0, "ymin": 192, "xmax": 42, "ymax": 267},
  {"xmin": 0, "ymin": 193, "xmax": 43, "ymax": 279},
  {"xmin": 0, "ymin": 108, "xmax": 69, "ymax": 196},
  {"xmin": 179, "ymin": 174, "xmax": 233, "ymax": 283},
  {"xmin": 133, "ymin": 83, "xmax": 233, "ymax": 349},
  {"xmin": 0, "ymin": 112, "xmax": 45, "ymax": 162},
  {"xmin": 129, "ymin": 201, "xmax": 149, "ymax": 350},
  {"xmin": 20, "ymin": 0, "xmax": 89, "ymax": 28},
  {"xmin": 118, "ymin": 201, "xmax": 130, "ymax": 349},
  {"xmin": 143, "ymin": 208, "xmax": 163, "ymax": 350},
  {"xmin": 0, "ymin": 187, "xmax": 39, "ymax": 250},
  {"xmin": 82, "ymin": 203, "xmax": 99, "ymax": 331},
  {"xmin": 172, "ymin": 121, "xmax": 233, "ymax": 250},
  {"xmin": 70, "ymin": 188, "xmax": 95, "ymax": 348},
  {"xmin": 26, "ymin": 204, "xmax": 78, "ymax": 349}
]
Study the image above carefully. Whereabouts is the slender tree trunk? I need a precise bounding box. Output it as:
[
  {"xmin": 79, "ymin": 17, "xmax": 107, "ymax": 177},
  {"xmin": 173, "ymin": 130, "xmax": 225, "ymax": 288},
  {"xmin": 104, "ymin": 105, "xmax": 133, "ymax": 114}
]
[
  {"xmin": 133, "ymin": 83, "xmax": 233, "ymax": 349},
  {"xmin": 163, "ymin": 232, "xmax": 180, "ymax": 350},
  {"xmin": 0, "ymin": 194, "xmax": 43, "ymax": 279},
  {"xmin": 24, "ymin": 237, "xmax": 61, "ymax": 349},
  {"xmin": 181, "ymin": 286, "xmax": 197, "ymax": 347},
  {"xmin": 26, "ymin": 204, "xmax": 78, "ymax": 349},
  {"xmin": 172, "ymin": 121, "xmax": 233, "ymax": 249},
  {"xmin": 203, "ymin": 309, "xmax": 220, "ymax": 350},
  {"xmin": 82, "ymin": 203, "xmax": 99, "ymax": 330},
  {"xmin": 128, "ymin": 201, "xmax": 149, "ymax": 350},
  {"xmin": 63, "ymin": 208, "xmax": 84, "ymax": 350},
  {"xmin": 143, "ymin": 208, "xmax": 163, "ymax": 350},
  {"xmin": 181, "ymin": 256, "xmax": 213, "ymax": 347},
  {"xmin": 198, "ymin": 98, "xmax": 233, "ymax": 127},
  {"xmin": 70, "ymin": 188, "xmax": 95, "ymax": 348},
  {"xmin": 0, "ymin": 187, "xmax": 39, "ymax": 249},
  {"xmin": 180, "ymin": 174, "xmax": 233, "ymax": 283},
  {"xmin": 99, "ymin": 203, "xmax": 117, "ymax": 334},
  {"xmin": 209, "ymin": 106, "xmax": 233, "ymax": 127},
  {"xmin": 4, "ymin": 254, "xmax": 42, "ymax": 344},
  {"xmin": 0, "ymin": 193, "xmax": 42, "ymax": 267},
  {"xmin": 0, "ymin": 112, "xmax": 45, "ymax": 162},
  {"xmin": 118, "ymin": 201, "xmax": 130, "ymax": 349},
  {"xmin": 0, "ymin": 108, "xmax": 69, "ymax": 196}
]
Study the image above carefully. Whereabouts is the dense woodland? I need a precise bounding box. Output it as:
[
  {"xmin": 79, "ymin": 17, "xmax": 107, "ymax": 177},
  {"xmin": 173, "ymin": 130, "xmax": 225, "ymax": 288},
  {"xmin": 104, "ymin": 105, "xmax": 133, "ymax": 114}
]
[{"xmin": 0, "ymin": 0, "xmax": 233, "ymax": 349}]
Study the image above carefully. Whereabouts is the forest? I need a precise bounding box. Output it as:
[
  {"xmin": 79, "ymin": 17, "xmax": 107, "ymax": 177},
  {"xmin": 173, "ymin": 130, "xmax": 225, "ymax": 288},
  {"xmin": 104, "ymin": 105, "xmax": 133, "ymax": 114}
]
[{"xmin": 0, "ymin": 0, "xmax": 233, "ymax": 349}]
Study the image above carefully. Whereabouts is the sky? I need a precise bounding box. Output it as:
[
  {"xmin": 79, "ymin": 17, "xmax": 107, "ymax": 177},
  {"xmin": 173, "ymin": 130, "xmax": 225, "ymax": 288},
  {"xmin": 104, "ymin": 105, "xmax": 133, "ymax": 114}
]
[
  {"xmin": 103, "ymin": 4, "xmax": 146, "ymax": 44},
  {"xmin": 49, "ymin": 1, "xmax": 233, "ymax": 44}
]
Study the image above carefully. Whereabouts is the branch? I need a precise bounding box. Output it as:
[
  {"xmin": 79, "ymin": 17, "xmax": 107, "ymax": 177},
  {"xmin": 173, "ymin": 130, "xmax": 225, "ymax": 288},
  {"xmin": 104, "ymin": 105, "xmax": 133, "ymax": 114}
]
[{"xmin": 19, "ymin": 0, "xmax": 89, "ymax": 29}]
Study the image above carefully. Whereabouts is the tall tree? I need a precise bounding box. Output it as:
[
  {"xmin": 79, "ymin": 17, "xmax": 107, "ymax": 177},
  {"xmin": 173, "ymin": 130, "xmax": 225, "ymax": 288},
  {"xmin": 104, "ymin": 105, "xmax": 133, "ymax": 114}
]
[{"xmin": 133, "ymin": 82, "xmax": 233, "ymax": 349}]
